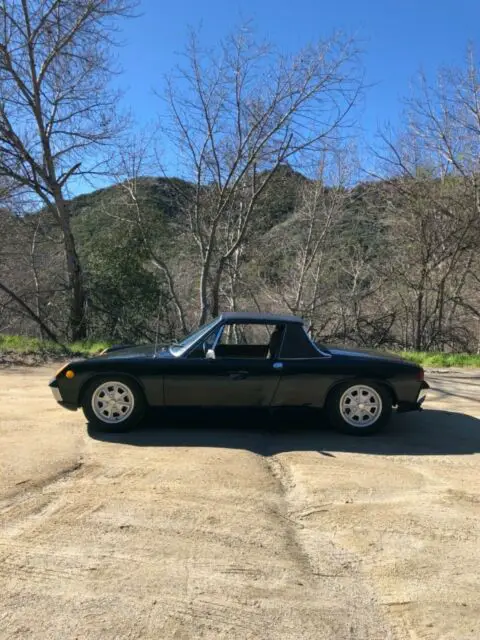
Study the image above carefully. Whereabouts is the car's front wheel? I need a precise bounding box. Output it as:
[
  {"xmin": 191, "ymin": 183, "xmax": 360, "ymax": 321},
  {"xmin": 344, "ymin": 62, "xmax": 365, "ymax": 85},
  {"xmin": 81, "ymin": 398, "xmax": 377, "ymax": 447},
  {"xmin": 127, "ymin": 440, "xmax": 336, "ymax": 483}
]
[
  {"xmin": 82, "ymin": 377, "xmax": 146, "ymax": 432},
  {"xmin": 327, "ymin": 381, "xmax": 392, "ymax": 435}
]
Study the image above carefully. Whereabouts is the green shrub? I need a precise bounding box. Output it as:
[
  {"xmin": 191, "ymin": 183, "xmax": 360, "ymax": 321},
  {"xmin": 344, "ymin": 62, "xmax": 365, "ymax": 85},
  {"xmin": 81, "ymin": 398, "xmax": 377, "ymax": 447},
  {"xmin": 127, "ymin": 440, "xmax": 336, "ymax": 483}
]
[
  {"xmin": 0, "ymin": 335, "xmax": 111, "ymax": 357},
  {"xmin": 395, "ymin": 351, "xmax": 480, "ymax": 367}
]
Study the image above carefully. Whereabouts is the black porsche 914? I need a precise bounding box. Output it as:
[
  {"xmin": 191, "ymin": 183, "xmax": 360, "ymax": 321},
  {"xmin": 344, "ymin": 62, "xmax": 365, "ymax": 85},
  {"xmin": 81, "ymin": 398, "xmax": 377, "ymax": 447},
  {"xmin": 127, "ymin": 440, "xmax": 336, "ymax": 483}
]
[{"xmin": 49, "ymin": 311, "xmax": 429, "ymax": 435}]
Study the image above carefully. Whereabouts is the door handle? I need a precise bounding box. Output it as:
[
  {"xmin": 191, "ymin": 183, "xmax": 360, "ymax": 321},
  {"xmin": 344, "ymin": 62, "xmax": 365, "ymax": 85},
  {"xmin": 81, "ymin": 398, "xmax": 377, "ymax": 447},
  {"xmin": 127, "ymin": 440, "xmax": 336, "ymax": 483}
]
[{"xmin": 228, "ymin": 371, "xmax": 249, "ymax": 380}]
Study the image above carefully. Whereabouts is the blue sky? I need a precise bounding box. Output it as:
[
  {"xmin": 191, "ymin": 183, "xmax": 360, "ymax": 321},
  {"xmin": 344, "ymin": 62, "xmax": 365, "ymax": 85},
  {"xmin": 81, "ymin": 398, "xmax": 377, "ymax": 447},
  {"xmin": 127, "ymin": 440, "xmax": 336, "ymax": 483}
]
[{"xmin": 112, "ymin": 0, "xmax": 480, "ymax": 174}]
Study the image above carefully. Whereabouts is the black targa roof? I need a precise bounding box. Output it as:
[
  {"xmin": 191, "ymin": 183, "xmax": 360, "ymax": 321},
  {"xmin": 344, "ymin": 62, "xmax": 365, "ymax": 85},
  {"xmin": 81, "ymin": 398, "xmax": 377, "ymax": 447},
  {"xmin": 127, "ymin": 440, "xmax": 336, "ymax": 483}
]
[{"xmin": 219, "ymin": 311, "xmax": 304, "ymax": 324}]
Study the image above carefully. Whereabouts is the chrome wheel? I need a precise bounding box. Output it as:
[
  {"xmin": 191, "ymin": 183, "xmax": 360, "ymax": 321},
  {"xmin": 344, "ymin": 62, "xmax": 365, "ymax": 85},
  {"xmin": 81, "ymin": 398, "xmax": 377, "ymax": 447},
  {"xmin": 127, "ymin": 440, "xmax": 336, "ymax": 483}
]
[
  {"xmin": 91, "ymin": 381, "xmax": 135, "ymax": 424},
  {"xmin": 339, "ymin": 384, "xmax": 382, "ymax": 428}
]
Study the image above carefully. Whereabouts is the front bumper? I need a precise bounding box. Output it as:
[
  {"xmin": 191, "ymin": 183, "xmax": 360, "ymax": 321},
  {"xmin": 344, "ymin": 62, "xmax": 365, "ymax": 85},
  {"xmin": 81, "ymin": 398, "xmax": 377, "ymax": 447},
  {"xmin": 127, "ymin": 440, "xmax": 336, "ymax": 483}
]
[
  {"xmin": 49, "ymin": 378, "xmax": 77, "ymax": 411},
  {"xmin": 397, "ymin": 380, "xmax": 429, "ymax": 413}
]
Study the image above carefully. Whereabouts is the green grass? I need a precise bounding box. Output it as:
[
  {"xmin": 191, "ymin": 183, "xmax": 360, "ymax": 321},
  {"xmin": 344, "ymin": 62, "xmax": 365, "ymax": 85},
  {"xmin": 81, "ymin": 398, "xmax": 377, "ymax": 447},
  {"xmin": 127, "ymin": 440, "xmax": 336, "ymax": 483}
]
[
  {"xmin": 2, "ymin": 335, "xmax": 480, "ymax": 367},
  {"xmin": 0, "ymin": 335, "xmax": 111, "ymax": 358},
  {"xmin": 67, "ymin": 340, "xmax": 112, "ymax": 356},
  {"xmin": 395, "ymin": 351, "xmax": 480, "ymax": 368}
]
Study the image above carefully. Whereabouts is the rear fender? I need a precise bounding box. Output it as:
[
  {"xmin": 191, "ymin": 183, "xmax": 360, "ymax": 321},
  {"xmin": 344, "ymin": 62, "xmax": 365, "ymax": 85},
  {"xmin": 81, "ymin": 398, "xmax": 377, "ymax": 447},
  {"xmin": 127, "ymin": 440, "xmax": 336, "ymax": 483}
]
[{"xmin": 324, "ymin": 378, "xmax": 398, "ymax": 408}]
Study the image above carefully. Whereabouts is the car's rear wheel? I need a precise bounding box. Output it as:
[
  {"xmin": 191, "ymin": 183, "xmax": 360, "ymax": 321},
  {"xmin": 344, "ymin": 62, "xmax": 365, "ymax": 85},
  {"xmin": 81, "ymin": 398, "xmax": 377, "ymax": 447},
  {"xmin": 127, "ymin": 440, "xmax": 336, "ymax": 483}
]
[
  {"xmin": 327, "ymin": 381, "xmax": 392, "ymax": 435},
  {"xmin": 82, "ymin": 376, "xmax": 146, "ymax": 432}
]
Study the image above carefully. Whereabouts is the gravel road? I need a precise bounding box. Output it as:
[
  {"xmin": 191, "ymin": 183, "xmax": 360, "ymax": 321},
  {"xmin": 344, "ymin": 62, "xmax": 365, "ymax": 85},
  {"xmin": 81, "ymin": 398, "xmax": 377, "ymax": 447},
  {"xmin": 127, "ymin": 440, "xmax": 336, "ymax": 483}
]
[{"xmin": 1, "ymin": 367, "xmax": 479, "ymax": 639}]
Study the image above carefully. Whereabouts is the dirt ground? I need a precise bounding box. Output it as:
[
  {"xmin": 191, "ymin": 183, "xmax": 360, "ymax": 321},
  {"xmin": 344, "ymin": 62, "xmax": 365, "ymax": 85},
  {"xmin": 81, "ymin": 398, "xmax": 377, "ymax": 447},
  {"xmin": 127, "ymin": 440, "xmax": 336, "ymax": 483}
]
[{"xmin": 0, "ymin": 367, "xmax": 479, "ymax": 640}]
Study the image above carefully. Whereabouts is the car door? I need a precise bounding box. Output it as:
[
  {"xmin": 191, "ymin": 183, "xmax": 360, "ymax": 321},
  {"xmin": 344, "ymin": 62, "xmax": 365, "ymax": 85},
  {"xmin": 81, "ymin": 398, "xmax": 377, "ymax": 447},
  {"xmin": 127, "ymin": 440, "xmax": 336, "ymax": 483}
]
[
  {"xmin": 163, "ymin": 356, "xmax": 281, "ymax": 407},
  {"xmin": 163, "ymin": 322, "xmax": 281, "ymax": 407}
]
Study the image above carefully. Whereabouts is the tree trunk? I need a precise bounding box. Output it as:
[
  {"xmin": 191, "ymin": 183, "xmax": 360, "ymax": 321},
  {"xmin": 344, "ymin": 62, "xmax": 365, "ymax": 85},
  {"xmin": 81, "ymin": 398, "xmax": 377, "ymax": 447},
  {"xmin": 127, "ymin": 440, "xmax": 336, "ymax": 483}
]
[
  {"xmin": 415, "ymin": 291, "xmax": 423, "ymax": 351},
  {"xmin": 211, "ymin": 256, "xmax": 227, "ymax": 318},
  {"xmin": 65, "ymin": 229, "xmax": 87, "ymax": 341},
  {"xmin": 30, "ymin": 220, "xmax": 44, "ymax": 339},
  {"xmin": 437, "ymin": 278, "xmax": 445, "ymax": 350},
  {"xmin": 57, "ymin": 206, "xmax": 87, "ymax": 341},
  {"xmin": 198, "ymin": 244, "xmax": 215, "ymax": 325},
  {"xmin": 46, "ymin": 177, "xmax": 87, "ymax": 340},
  {"xmin": 198, "ymin": 266, "xmax": 210, "ymax": 326}
]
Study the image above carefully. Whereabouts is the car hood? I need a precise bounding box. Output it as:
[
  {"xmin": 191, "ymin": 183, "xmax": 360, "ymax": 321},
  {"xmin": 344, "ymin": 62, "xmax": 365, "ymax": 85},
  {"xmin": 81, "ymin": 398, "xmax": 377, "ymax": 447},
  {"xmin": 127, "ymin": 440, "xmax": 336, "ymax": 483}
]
[
  {"xmin": 325, "ymin": 345, "xmax": 415, "ymax": 366},
  {"xmin": 94, "ymin": 344, "xmax": 171, "ymax": 360}
]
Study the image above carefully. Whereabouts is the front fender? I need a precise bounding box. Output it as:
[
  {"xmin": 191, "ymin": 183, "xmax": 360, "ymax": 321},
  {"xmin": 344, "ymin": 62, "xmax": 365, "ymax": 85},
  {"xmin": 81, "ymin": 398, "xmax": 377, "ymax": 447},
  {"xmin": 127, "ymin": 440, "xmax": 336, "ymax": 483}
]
[{"xmin": 54, "ymin": 369, "xmax": 150, "ymax": 408}]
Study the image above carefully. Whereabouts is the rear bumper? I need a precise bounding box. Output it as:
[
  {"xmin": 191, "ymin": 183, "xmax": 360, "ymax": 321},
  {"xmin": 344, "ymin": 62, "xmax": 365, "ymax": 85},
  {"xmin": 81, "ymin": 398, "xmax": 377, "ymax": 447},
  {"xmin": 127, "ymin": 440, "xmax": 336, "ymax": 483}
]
[
  {"xmin": 49, "ymin": 379, "xmax": 78, "ymax": 411},
  {"xmin": 397, "ymin": 380, "xmax": 429, "ymax": 413}
]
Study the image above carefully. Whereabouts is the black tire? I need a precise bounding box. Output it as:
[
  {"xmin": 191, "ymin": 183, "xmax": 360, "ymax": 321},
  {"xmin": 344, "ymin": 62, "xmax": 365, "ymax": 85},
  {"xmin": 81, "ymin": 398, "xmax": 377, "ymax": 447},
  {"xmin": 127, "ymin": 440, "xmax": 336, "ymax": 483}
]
[
  {"xmin": 81, "ymin": 376, "xmax": 147, "ymax": 433},
  {"xmin": 326, "ymin": 380, "xmax": 392, "ymax": 435}
]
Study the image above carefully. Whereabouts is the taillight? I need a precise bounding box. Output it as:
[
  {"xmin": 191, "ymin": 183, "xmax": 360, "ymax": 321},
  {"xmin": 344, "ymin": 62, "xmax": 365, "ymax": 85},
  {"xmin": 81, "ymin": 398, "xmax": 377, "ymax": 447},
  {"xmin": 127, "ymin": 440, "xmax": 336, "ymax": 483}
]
[{"xmin": 416, "ymin": 368, "xmax": 424, "ymax": 381}]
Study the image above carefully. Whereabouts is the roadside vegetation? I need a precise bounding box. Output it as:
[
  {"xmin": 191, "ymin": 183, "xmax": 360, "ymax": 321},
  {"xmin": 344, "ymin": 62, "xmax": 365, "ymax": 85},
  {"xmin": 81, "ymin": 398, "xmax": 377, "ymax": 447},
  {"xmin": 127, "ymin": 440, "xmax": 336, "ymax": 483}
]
[
  {"xmin": 397, "ymin": 352, "xmax": 480, "ymax": 368},
  {"xmin": 1, "ymin": 336, "xmax": 480, "ymax": 368},
  {"xmin": 0, "ymin": 336, "xmax": 111, "ymax": 359}
]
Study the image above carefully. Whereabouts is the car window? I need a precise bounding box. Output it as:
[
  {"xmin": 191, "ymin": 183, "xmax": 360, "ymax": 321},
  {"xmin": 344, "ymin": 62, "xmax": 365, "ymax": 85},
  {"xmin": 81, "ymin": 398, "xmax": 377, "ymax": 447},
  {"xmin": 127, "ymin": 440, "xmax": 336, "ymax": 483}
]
[
  {"xmin": 203, "ymin": 322, "xmax": 285, "ymax": 360},
  {"xmin": 169, "ymin": 317, "xmax": 220, "ymax": 356},
  {"xmin": 219, "ymin": 323, "xmax": 273, "ymax": 345}
]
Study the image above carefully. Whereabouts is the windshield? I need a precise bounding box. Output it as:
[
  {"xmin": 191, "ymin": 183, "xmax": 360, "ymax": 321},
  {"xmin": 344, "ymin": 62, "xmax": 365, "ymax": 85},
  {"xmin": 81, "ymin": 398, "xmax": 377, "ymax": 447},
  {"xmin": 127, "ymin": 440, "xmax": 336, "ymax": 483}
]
[{"xmin": 169, "ymin": 317, "xmax": 221, "ymax": 357}]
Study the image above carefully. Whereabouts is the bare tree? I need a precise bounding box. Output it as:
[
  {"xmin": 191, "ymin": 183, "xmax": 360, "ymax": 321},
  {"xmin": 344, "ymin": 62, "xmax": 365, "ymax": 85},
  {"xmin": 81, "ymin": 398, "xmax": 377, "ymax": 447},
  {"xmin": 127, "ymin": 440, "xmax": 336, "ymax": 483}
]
[
  {"xmin": 0, "ymin": 0, "xmax": 135, "ymax": 339},
  {"xmin": 161, "ymin": 28, "xmax": 363, "ymax": 324},
  {"xmin": 257, "ymin": 154, "xmax": 347, "ymax": 319},
  {"xmin": 113, "ymin": 140, "xmax": 189, "ymax": 336},
  {"xmin": 372, "ymin": 46, "xmax": 480, "ymax": 351}
]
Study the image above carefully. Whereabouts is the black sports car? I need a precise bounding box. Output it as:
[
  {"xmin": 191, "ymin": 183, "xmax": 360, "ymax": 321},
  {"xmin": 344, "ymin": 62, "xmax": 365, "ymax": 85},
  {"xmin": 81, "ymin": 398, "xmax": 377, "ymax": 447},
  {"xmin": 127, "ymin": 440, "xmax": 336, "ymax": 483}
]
[{"xmin": 49, "ymin": 311, "xmax": 429, "ymax": 435}]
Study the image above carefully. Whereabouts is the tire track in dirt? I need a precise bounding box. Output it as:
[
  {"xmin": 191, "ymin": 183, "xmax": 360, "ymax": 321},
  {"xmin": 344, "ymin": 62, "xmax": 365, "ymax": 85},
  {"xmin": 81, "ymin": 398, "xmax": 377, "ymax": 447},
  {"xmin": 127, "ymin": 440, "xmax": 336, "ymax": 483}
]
[
  {"xmin": 262, "ymin": 450, "xmax": 398, "ymax": 640},
  {"xmin": 265, "ymin": 443, "xmax": 480, "ymax": 640},
  {"xmin": 0, "ymin": 460, "xmax": 90, "ymax": 544},
  {"xmin": 1, "ymin": 459, "xmax": 84, "ymax": 503}
]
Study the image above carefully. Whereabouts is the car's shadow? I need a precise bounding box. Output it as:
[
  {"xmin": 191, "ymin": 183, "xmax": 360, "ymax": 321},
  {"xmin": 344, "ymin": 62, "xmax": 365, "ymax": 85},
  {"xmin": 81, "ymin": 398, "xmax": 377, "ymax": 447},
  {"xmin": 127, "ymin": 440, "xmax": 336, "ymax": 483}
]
[{"xmin": 88, "ymin": 408, "xmax": 480, "ymax": 457}]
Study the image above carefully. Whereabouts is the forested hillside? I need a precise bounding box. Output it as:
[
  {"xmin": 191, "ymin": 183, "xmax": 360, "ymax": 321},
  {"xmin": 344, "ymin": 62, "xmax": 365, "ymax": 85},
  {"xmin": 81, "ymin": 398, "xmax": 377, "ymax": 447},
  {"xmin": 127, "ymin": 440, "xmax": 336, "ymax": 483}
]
[
  {"xmin": 2, "ymin": 164, "xmax": 480, "ymax": 352},
  {"xmin": 1, "ymin": 3, "xmax": 480, "ymax": 353}
]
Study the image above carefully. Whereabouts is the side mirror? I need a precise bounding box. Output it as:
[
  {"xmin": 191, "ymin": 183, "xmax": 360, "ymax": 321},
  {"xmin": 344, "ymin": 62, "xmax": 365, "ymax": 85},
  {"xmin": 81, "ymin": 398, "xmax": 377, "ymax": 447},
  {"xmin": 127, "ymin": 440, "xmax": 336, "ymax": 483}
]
[{"xmin": 205, "ymin": 348, "xmax": 216, "ymax": 360}]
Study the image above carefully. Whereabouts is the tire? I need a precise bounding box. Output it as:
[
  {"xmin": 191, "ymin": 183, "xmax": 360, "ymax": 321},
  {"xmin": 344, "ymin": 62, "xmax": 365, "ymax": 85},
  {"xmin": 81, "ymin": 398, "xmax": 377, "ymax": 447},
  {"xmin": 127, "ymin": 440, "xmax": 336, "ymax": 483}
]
[
  {"xmin": 82, "ymin": 376, "xmax": 146, "ymax": 433},
  {"xmin": 326, "ymin": 380, "xmax": 392, "ymax": 435}
]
